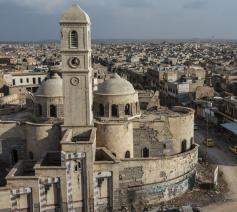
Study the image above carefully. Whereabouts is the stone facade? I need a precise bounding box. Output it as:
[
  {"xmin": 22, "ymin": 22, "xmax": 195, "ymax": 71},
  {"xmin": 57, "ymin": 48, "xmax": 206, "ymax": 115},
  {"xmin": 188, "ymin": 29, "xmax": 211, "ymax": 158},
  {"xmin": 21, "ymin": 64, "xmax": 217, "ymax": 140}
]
[
  {"xmin": 0, "ymin": 121, "xmax": 26, "ymax": 169},
  {"xmin": 93, "ymin": 145, "xmax": 198, "ymax": 211},
  {"xmin": 33, "ymin": 73, "xmax": 64, "ymax": 121},
  {"xmin": 60, "ymin": 5, "xmax": 93, "ymax": 127},
  {"xmin": 0, "ymin": 121, "xmax": 61, "ymax": 166}
]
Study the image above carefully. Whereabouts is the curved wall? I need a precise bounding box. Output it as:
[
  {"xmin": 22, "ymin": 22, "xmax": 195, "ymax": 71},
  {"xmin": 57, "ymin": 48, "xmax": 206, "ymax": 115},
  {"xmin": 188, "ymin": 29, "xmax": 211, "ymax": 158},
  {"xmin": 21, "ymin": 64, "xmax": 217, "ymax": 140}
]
[
  {"xmin": 167, "ymin": 107, "xmax": 194, "ymax": 154},
  {"xmin": 0, "ymin": 121, "xmax": 26, "ymax": 166},
  {"xmin": 120, "ymin": 144, "xmax": 197, "ymax": 185},
  {"xmin": 94, "ymin": 93, "xmax": 138, "ymax": 105},
  {"xmin": 95, "ymin": 121, "xmax": 134, "ymax": 159},
  {"xmin": 34, "ymin": 96, "xmax": 64, "ymax": 119},
  {"xmin": 93, "ymin": 92, "xmax": 140, "ymax": 119},
  {"xmin": 25, "ymin": 122, "xmax": 61, "ymax": 160},
  {"xmin": 117, "ymin": 145, "xmax": 198, "ymax": 210},
  {"xmin": 94, "ymin": 144, "xmax": 198, "ymax": 210}
]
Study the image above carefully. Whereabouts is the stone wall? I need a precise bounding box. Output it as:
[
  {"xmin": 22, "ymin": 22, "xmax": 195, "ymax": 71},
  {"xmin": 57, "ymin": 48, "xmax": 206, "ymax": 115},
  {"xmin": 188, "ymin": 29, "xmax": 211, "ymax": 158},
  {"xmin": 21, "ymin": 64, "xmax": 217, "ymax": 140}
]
[
  {"xmin": 133, "ymin": 107, "xmax": 194, "ymax": 157},
  {"xmin": 0, "ymin": 188, "xmax": 10, "ymax": 211},
  {"xmin": 0, "ymin": 137, "xmax": 26, "ymax": 167},
  {"xmin": 0, "ymin": 121, "xmax": 61, "ymax": 166},
  {"xmin": 0, "ymin": 94, "xmax": 20, "ymax": 105},
  {"xmin": 61, "ymin": 127, "xmax": 97, "ymax": 212},
  {"xmin": 0, "ymin": 145, "xmax": 197, "ymax": 212},
  {"xmin": 0, "ymin": 160, "xmax": 67, "ymax": 212},
  {"xmin": 132, "ymin": 173, "xmax": 195, "ymax": 210},
  {"xmin": 93, "ymin": 102, "xmax": 140, "ymax": 119},
  {"xmin": 0, "ymin": 121, "xmax": 26, "ymax": 167},
  {"xmin": 25, "ymin": 122, "xmax": 61, "ymax": 161},
  {"xmin": 133, "ymin": 121, "xmax": 173, "ymax": 157},
  {"xmin": 168, "ymin": 107, "xmax": 194, "ymax": 154},
  {"xmin": 95, "ymin": 121, "xmax": 134, "ymax": 159},
  {"xmin": 116, "ymin": 145, "xmax": 198, "ymax": 210},
  {"xmin": 94, "ymin": 93, "xmax": 138, "ymax": 105},
  {"xmin": 5, "ymin": 177, "xmax": 38, "ymax": 211},
  {"xmin": 0, "ymin": 121, "xmax": 25, "ymax": 140},
  {"xmin": 93, "ymin": 92, "xmax": 140, "ymax": 120},
  {"xmin": 34, "ymin": 96, "xmax": 64, "ymax": 119}
]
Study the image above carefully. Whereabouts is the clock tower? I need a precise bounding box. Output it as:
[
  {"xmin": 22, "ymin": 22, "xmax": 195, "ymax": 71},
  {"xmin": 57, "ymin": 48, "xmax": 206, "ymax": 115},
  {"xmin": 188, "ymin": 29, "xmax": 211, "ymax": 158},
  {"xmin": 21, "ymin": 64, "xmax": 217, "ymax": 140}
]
[{"xmin": 60, "ymin": 4, "xmax": 93, "ymax": 127}]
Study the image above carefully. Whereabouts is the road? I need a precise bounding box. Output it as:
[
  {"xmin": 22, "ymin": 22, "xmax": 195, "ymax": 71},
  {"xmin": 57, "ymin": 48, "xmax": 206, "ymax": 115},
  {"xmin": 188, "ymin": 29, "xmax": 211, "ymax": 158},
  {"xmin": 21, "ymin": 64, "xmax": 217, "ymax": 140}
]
[{"xmin": 194, "ymin": 119, "xmax": 237, "ymax": 212}]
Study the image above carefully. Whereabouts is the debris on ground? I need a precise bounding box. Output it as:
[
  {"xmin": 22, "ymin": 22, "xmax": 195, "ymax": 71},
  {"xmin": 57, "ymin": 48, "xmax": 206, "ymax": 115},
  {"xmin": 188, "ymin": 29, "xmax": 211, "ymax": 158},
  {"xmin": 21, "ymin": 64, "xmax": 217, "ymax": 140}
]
[{"xmin": 162, "ymin": 161, "xmax": 228, "ymax": 209}]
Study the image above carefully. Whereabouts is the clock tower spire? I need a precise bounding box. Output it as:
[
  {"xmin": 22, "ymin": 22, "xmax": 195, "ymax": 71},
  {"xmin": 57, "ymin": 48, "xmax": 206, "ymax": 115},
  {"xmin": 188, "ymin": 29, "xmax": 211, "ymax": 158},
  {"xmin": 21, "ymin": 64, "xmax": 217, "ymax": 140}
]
[{"xmin": 60, "ymin": 4, "xmax": 93, "ymax": 127}]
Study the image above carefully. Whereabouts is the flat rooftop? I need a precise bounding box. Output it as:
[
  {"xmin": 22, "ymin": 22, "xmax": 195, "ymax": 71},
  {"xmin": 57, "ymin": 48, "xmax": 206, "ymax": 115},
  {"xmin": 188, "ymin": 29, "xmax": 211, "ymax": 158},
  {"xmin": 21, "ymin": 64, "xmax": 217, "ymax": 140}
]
[
  {"xmin": 11, "ymin": 72, "xmax": 47, "ymax": 76},
  {"xmin": 135, "ymin": 106, "xmax": 193, "ymax": 122}
]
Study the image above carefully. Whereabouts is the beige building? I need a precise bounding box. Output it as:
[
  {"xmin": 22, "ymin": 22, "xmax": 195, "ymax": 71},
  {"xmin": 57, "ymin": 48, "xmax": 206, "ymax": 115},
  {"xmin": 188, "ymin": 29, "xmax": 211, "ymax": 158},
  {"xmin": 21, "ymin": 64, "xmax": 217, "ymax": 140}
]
[
  {"xmin": 4, "ymin": 72, "xmax": 47, "ymax": 94},
  {"xmin": 0, "ymin": 4, "xmax": 198, "ymax": 212}
]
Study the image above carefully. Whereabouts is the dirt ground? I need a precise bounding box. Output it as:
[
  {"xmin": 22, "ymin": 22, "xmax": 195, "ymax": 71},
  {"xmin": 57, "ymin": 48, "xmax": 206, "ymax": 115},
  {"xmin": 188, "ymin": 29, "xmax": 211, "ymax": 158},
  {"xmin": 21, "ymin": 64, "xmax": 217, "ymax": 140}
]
[
  {"xmin": 162, "ymin": 161, "xmax": 229, "ymax": 210},
  {"xmin": 194, "ymin": 120, "xmax": 237, "ymax": 212}
]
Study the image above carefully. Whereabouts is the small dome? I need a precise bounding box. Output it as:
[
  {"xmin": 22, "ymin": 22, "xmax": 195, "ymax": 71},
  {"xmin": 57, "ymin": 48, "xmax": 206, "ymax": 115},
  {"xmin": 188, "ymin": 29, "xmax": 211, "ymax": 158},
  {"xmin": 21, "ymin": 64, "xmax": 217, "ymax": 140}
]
[
  {"xmin": 60, "ymin": 4, "xmax": 90, "ymax": 24},
  {"xmin": 95, "ymin": 74, "xmax": 136, "ymax": 96},
  {"xmin": 35, "ymin": 73, "xmax": 63, "ymax": 97}
]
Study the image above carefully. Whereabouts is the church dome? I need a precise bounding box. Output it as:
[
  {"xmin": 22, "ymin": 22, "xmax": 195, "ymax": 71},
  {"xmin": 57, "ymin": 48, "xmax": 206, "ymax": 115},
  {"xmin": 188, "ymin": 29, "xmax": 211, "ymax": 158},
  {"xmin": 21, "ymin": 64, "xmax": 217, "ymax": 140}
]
[
  {"xmin": 60, "ymin": 4, "xmax": 90, "ymax": 24},
  {"xmin": 95, "ymin": 74, "xmax": 136, "ymax": 96},
  {"xmin": 35, "ymin": 73, "xmax": 63, "ymax": 97}
]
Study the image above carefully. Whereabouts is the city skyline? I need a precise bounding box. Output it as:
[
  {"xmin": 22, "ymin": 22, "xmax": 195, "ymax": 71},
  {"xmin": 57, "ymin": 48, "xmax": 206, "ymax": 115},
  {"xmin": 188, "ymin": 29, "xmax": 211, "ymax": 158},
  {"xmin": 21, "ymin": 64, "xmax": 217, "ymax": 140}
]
[
  {"xmin": 0, "ymin": 3, "xmax": 237, "ymax": 211},
  {"xmin": 0, "ymin": 0, "xmax": 237, "ymax": 41}
]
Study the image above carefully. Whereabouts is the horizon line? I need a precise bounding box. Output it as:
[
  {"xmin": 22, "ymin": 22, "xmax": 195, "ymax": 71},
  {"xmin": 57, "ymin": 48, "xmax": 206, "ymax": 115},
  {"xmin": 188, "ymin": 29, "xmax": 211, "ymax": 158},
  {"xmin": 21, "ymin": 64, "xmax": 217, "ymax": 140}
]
[{"xmin": 0, "ymin": 38, "xmax": 237, "ymax": 43}]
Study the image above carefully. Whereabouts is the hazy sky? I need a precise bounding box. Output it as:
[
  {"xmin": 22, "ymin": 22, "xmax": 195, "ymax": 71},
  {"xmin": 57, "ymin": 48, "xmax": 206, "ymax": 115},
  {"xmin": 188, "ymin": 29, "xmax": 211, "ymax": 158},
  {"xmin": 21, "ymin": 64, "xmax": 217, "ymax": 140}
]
[{"xmin": 0, "ymin": 0, "xmax": 237, "ymax": 41}]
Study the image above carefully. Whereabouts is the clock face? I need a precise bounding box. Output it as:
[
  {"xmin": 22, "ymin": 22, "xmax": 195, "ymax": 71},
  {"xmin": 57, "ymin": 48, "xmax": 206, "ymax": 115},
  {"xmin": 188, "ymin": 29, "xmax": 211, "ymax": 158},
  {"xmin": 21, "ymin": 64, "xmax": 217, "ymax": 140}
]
[
  {"xmin": 70, "ymin": 77, "xmax": 80, "ymax": 86},
  {"xmin": 68, "ymin": 57, "xmax": 80, "ymax": 68}
]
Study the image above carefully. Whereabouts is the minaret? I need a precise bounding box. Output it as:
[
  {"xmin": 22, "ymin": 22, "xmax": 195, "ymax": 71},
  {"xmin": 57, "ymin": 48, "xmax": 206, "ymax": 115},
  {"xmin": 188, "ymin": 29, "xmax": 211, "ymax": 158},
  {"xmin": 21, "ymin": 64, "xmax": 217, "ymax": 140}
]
[{"xmin": 60, "ymin": 4, "xmax": 93, "ymax": 127}]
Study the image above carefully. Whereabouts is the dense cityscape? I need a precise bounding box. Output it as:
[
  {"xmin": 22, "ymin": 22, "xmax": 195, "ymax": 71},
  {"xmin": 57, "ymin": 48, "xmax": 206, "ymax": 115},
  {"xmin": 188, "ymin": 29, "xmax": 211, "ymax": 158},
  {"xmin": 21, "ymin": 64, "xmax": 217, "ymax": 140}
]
[{"xmin": 0, "ymin": 2, "xmax": 237, "ymax": 212}]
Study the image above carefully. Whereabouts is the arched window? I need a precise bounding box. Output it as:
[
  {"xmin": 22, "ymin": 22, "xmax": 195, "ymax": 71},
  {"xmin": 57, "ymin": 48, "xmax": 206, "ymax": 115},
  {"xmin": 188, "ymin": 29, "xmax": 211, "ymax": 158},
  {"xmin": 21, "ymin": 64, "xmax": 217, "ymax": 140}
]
[
  {"xmin": 38, "ymin": 104, "xmax": 42, "ymax": 116},
  {"xmin": 50, "ymin": 105, "xmax": 57, "ymax": 117},
  {"xmin": 181, "ymin": 139, "xmax": 187, "ymax": 153},
  {"xmin": 78, "ymin": 161, "xmax": 81, "ymax": 169},
  {"xmin": 111, "ymin": 104, "xmax": 118, "ymax": 117},
  {"xmin": 70, "ymin": 31, "xmax": 78, "ymax": 48},
  {"xmin": 74, "ymin": 165, "xmax": 78, "ymax": 172},
  {"xmin": 163, "ymin": 143, "xmax": 167, "ymax": 149},
  {"xmin": 29, "ymin": 152, "xmax": 34, "ymax": 160},
  {"xmin": 190, "ymin": 137, "xmax": 194, "ymax": 146},
  {"xmin": 11, "ymin": 149, "xmax": 18, "ymax": 165},
  {"xmin": 142, "ymin": 148, "xmax": 149, "ymax": 158},
  {"xmin": 125, "ymin": 104, "xmax": 130, "ymax": 115},
  {"xmin": 125, "ymin": 151, "xmax": 130, "ymax": 158},
  {"xmin": 99, "ymin": 104, "xmax": 104, "ymax": 116}
]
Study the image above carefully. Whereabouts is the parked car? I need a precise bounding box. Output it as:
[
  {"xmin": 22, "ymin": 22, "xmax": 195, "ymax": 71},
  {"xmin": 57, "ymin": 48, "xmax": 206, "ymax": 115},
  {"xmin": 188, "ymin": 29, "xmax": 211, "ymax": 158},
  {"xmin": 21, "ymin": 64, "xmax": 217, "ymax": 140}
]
[
  {"xmin": 229, "ymin": 145, "xmax": 237, "ymax": 154},
  {"xmin": 203, "ymin": 138, "xmax": 215, "ymax": 147}
]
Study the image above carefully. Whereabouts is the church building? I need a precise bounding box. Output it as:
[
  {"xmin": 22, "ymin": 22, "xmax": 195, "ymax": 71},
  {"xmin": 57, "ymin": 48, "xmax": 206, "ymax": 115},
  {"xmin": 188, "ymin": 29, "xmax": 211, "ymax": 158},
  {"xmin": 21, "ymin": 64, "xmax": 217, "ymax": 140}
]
[{"xmin": 0, "ymin": 4, "xmax": 198, "ymax": 212}]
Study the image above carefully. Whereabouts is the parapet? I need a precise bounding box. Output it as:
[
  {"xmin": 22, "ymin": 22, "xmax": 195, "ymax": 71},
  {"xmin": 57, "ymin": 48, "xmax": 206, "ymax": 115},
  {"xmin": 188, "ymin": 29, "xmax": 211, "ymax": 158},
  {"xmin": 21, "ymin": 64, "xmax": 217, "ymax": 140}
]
[
  {"xmin": 171, "ymin": 106, "xmax": 194, "ymax": 115},
  {"xmin": 61, "ymin": 127, "xmax": 97, "ymax": 144},
  {"xmin": 6, "ymin": 160, "xmax": 36, "ymax": 179}
]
